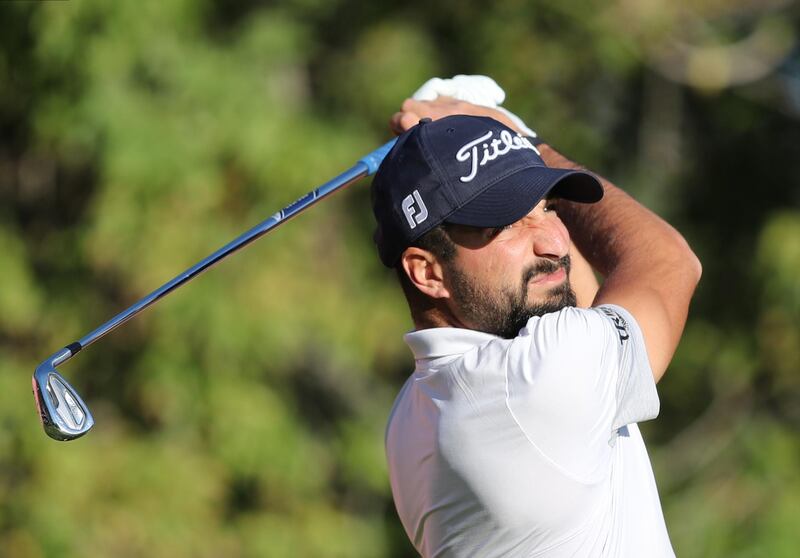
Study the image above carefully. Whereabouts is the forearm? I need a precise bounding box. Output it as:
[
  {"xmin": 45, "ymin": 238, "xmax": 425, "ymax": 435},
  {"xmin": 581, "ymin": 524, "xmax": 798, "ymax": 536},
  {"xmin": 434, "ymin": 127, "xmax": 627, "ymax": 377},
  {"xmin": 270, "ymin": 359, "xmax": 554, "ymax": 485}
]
[{"xmin": 539, "ymin": 143, "xmax": 698, "ymax": 279}]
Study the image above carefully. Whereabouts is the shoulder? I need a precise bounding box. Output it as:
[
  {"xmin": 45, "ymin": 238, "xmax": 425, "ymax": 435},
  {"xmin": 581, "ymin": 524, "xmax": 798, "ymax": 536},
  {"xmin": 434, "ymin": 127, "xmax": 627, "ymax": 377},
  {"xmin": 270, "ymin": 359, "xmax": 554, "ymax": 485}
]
[
  {"xmin": 511, "ymin": 306, "xmax": 611, "ymax": 354},
  {"xmin": 512, "ymin": 304, "xmax": 640, "ymax": 349},
  {"xmin": 491, "ymin": 304, "xmax": 646, "ymax": 388}
]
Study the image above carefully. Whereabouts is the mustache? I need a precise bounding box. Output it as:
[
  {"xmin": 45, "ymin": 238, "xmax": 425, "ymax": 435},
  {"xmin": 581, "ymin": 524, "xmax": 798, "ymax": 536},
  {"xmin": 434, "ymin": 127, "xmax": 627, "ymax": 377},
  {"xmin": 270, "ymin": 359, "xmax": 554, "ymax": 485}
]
[{"xmin": 522, "ymin": 255, "xmax": 571, "ymax": 284}]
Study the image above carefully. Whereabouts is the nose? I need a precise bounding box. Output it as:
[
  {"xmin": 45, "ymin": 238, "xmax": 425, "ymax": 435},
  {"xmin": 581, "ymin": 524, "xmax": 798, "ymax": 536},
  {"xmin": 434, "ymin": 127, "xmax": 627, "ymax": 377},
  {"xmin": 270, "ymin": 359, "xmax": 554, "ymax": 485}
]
[{"xmin": 531, "ymin": 216, "xmax": 570, "ymax": 260}]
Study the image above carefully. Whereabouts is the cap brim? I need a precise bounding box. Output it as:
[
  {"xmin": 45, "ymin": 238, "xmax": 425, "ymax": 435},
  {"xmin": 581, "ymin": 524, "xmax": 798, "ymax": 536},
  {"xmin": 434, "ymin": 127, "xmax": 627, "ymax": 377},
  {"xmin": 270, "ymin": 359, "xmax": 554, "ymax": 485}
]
[{"xmin": 444, "ymin": 166, "xmax": 603, "ymax": 227}]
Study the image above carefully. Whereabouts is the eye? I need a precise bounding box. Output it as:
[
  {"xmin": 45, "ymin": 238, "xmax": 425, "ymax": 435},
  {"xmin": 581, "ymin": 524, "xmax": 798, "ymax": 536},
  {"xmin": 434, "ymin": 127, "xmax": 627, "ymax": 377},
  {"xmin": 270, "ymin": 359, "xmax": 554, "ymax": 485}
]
[
  {"xmin": 544, "ymin": 201, "xmax": 558, "ymax": 213},
  {"xmin": 490, "ymin": 224, "xmax": 513, "ymax": 238}
]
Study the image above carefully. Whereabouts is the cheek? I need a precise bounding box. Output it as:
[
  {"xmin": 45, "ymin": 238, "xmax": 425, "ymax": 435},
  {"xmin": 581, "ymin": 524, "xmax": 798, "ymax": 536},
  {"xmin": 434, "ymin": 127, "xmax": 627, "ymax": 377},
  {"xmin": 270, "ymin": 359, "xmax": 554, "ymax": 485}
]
[
  {"xmin": 454, "ymin": 248, "xmax": 517, "ymax": 288},
  {"xmin": 481, "ymin": 245, "xmax": 528, "ymax": 288}
]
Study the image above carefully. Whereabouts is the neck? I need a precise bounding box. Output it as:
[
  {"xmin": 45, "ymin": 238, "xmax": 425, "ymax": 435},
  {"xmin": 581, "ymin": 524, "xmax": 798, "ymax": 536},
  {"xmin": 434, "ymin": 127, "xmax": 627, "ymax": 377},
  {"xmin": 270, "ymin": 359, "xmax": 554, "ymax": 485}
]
[{"xmin": 411, "ymin": 301, "xmax": 467, "ymax": 331}]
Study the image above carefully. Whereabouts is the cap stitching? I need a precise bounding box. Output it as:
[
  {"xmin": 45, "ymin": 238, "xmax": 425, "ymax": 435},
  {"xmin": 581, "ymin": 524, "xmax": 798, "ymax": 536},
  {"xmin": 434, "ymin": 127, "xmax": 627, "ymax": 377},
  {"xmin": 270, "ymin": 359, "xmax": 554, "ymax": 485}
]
[{"xmin": 417, "ymin": 121, "xmax": 458, "ymax": 208}]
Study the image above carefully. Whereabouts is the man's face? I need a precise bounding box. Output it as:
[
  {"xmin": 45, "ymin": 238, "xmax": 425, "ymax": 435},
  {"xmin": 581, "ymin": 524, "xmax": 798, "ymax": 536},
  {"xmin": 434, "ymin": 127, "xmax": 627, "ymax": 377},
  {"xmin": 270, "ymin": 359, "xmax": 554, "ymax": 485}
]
[{"xmin": 442, "ymin": 198, "xmax": 576, "ymax": 338}]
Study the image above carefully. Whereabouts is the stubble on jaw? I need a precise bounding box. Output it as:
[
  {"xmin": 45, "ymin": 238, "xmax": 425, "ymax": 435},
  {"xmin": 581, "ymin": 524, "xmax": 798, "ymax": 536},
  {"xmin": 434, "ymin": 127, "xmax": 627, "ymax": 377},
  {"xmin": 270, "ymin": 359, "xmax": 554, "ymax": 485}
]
[{"xmin": 447, "ymin": 255, "xmax": 577, "ymax": 339}]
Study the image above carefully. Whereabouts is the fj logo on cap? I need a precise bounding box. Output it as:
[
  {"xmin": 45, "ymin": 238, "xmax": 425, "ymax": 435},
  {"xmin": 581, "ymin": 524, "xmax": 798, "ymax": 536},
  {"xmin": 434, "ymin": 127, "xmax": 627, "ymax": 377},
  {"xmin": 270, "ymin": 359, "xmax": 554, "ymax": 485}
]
[
  {"xmin": 401, "ymin": 190, "xmax": 428, "ymax": 229},
  {"xmin": 456, "ymin": 130, "xmax": 540, "ymax": 183}
]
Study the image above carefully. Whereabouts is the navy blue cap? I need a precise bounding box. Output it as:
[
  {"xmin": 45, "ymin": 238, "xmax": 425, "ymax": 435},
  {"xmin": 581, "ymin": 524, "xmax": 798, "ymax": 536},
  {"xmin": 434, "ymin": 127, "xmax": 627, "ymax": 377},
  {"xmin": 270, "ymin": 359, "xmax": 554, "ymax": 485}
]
[{"xmin": 371, "ymin": 115, "xmax": 603, "ymax": 267}]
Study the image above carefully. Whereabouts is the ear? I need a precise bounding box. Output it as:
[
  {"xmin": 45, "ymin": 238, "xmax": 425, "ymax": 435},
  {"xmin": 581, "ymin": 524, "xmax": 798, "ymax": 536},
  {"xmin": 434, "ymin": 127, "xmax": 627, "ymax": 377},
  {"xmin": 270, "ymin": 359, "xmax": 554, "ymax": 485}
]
[{"xmin": 400, "ymin": 247, "xmax": 451, "ymax": 299}]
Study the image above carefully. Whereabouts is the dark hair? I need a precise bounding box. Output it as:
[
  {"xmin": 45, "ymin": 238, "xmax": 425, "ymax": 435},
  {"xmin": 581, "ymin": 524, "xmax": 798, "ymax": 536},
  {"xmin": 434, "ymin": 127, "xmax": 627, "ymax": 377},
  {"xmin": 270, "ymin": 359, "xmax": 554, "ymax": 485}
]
[{"xmin": 394, "ymin": 224, "xmax": 456, "ymax": 307}]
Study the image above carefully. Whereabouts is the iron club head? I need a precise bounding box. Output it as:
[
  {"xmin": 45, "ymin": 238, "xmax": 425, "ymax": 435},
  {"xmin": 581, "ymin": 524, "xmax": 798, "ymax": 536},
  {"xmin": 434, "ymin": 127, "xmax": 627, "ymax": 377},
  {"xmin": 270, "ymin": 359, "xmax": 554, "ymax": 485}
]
[{"xmin": 33, "ymin": 351, "xmax": 94, "ymax": 441}]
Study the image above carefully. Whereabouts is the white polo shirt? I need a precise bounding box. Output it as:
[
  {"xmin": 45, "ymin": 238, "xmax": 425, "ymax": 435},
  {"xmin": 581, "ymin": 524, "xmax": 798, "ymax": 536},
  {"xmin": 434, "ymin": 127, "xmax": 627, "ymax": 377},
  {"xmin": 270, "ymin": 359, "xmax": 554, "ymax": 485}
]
[{"xmin": 385, "ymin": 305, "xmax": 674, "ymax": 557}]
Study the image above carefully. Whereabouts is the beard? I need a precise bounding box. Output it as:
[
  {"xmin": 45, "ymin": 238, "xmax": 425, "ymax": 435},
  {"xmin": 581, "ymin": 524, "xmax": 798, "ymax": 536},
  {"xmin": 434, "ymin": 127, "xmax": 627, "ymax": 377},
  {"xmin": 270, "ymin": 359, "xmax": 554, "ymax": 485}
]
[{"xmin": 447, "ymin": 255, "xmax": 577, "ymax": 339}]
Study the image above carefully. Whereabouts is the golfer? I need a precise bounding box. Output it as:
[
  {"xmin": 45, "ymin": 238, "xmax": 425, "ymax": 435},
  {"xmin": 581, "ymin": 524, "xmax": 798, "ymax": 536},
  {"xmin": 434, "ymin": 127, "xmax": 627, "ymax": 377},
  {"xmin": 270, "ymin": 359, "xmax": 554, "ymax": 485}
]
[{"xmin": 371, "ymin": 94, "xmax": 701, "ymax": 557}]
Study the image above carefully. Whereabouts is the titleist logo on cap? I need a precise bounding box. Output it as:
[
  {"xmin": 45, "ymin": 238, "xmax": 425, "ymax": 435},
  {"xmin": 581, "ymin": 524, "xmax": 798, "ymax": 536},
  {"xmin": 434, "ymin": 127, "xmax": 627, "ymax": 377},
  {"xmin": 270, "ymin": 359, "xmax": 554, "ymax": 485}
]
[{"xmin": 455, "ymin": 130, "xmax": 540, "ymax": 183}]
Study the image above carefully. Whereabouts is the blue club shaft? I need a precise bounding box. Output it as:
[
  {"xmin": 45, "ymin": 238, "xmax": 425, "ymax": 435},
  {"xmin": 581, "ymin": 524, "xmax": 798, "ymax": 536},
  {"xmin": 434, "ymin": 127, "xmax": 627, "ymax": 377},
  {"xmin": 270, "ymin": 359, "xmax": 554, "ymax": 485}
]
[{"xmin": 63, "ymin": 138, "xmax": 396, "ymax": 358}]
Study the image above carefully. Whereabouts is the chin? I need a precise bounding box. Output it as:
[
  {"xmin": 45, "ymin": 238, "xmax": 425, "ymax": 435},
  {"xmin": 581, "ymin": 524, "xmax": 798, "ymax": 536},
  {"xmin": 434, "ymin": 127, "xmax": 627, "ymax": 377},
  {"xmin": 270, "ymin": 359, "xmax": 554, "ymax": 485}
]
[{"xmin": 538, "ymin": 283, "xmax": 577, "ymax": 314}]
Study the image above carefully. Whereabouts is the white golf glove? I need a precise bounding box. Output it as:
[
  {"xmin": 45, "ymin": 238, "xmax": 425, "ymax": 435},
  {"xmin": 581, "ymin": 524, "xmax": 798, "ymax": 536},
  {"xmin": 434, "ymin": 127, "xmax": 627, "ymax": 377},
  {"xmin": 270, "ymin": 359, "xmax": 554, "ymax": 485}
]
[{"xmin": 412, "ymin": 75, "xmax": 538, "ymax": 138}]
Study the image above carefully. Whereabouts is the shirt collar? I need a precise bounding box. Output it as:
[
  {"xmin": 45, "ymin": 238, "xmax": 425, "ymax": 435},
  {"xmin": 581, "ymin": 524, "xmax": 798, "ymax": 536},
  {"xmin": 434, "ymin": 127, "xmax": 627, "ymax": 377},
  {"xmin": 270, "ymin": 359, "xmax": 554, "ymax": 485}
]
[{"xmin": 404, "ymin": 327, "xmax": 499, "ymax": 360}]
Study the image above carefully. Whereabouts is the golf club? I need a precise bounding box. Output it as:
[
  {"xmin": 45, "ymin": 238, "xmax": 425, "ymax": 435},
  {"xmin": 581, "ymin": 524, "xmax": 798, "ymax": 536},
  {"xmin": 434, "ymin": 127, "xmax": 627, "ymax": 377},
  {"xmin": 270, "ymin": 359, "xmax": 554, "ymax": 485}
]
[{"xmin": 33, "ymin": 138, "xmax": 397, "ymax": 441}]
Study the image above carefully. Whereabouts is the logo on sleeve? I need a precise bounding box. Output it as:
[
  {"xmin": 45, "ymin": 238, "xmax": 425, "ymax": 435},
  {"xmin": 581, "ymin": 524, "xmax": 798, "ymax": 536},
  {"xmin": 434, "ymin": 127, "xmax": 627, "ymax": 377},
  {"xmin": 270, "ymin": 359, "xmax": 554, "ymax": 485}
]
[{"xmin": 599, "ymin": 307, "xmax": 630, "ymax": 345}]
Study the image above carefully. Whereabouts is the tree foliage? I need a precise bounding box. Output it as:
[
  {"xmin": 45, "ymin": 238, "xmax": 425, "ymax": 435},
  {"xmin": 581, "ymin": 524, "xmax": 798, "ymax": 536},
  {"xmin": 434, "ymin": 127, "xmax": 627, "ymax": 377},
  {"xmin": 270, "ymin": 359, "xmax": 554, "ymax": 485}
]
[{"xmin": 1, "ymin": 1, "xmax": 798, "ymax": 556}]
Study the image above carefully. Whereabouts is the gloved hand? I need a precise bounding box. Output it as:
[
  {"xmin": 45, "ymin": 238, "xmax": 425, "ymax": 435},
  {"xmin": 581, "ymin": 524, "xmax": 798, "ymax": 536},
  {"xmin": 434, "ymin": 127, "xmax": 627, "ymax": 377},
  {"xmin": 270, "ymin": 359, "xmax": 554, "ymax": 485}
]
[{"xmin": 411, "ymin": 75, "xmax": 538, "ymax": 138}]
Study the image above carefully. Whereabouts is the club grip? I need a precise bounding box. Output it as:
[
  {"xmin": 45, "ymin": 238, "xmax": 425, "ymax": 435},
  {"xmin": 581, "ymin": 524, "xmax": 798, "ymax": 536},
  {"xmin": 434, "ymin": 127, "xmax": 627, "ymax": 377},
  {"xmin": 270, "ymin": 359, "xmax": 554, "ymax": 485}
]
[{"xmin": 358, "ymin": 138, "xmax": 398, "ymax": 175}]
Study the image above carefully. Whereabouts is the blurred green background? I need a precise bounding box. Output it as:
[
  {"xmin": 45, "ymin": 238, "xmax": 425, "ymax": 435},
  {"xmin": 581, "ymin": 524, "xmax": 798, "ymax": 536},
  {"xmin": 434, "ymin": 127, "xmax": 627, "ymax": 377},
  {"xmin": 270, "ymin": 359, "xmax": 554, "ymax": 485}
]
[{"xmin": 1, "ymin": 0, "xmax": 799, "ymax": 556}]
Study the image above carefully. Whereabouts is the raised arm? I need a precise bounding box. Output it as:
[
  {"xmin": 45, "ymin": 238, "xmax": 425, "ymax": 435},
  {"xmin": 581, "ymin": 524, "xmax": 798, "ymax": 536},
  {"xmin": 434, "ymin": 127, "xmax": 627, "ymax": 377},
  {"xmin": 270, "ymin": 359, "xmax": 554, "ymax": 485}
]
[{"xmin": 540, "ymin": 144, "xmax": 701, "ymax": 381}]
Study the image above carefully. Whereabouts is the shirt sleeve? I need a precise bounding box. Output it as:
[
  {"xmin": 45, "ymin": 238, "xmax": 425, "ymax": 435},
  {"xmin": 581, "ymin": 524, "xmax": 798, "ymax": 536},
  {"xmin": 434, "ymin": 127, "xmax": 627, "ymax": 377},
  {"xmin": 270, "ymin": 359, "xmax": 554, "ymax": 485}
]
[
  {"xmin": 594, "ymin": 304, "xmax": 660, "ymax": 430},
  {"xmin": 501, "ymin": 304, "xmax": 659, "ymax": 480}
]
